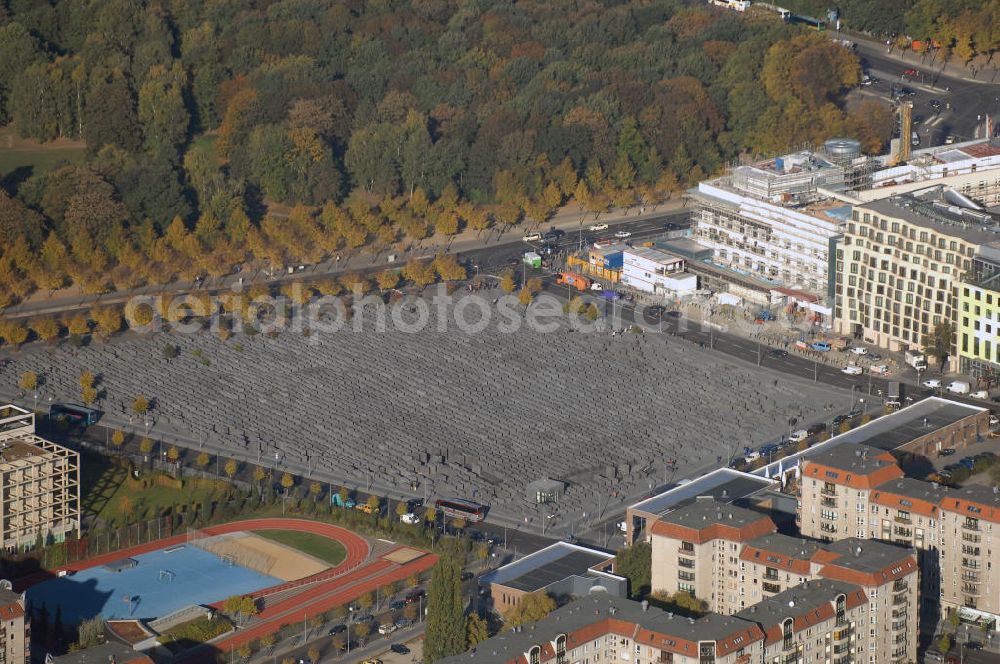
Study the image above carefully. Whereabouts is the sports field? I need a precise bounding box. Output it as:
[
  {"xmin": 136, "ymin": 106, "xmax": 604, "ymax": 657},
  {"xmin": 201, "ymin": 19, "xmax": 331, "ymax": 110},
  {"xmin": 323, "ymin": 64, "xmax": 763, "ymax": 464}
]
[{"xmin": 254, "ymin": 529, "xmax": 347, "ymax": 566}]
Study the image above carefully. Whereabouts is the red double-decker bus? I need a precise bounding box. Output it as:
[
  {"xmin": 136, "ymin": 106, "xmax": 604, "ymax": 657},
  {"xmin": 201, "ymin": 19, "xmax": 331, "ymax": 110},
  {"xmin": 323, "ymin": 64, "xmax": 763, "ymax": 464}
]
[{"xmin": 435, "ymin": 498, "xmax": 486, "ymax": 523}]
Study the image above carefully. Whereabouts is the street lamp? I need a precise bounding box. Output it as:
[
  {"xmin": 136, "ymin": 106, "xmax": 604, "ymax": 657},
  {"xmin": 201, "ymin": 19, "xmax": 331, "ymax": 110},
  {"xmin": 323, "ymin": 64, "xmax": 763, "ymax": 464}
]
[{"xmin": 347, "ymin": 608, "xmax": 354, "ymax": 654}]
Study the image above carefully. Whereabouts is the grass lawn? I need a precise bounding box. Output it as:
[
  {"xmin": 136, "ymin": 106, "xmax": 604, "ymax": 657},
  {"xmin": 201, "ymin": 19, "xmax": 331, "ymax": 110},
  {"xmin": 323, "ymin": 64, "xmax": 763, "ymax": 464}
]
[
  {"xmin": 157, "ymin": 614, "xmax": 232, "ymax": 652},
  {"xmin": 254, "ymin": 529, "xmax": 347, "ymax": 566},
  {"xmin": 0, "ymin": 126, "xmax": 85, "ymax": 180},
  {"xmin": 80, "ymin": 450, "xmax": 230, "ymax": 524}
]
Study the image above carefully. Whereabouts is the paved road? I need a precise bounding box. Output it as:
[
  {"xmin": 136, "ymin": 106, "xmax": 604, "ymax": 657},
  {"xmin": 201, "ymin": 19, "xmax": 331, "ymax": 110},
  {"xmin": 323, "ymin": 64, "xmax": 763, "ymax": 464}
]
[
  {"xmin": 849, "ymin": 36, "xmax": 1000, "ymax": 145},
  {"xmin": 0, "ymin": 203, "xmax": 688, "ymax": 321}
]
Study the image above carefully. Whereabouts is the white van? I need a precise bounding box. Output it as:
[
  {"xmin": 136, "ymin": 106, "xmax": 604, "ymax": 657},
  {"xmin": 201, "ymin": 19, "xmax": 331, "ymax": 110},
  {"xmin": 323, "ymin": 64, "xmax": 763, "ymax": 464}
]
[{"xmin": 945, "ymin": 381, "xmax": 970, "ymax": 395}]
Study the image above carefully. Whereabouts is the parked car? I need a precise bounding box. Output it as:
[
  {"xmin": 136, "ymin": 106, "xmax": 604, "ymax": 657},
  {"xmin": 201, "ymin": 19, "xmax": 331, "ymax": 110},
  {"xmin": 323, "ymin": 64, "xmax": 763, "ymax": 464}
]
[
  {"xmin": 390, "ymin": 600, "xmax": 406, "ymax": 610},
  {"xmin": 807, "ymin": 422, "xmax": 827, "ymax": 436},
  {"xmin": 328, "ymin": 624, "xmax": 346, "ymax": 635},
  {"xmin": 991, "ymin": 414, "xmax": 999, "ymax": 426},
  {"xmin": 390, "ymin": 645, "xmax": 411, "ymax": 655},
  {"xmin": 945, "ymin": 381, "xmax": 971, "ymax": 394},
  {"xmin": 849, "ymin": 346, "xmax": 868, "ymax": 355},
  {"xmin": 645, "ymin": 305, "xmax": 667, "ymax": 319},
  {"xmin": 939, "ymin": 448, "xmax": 956, "ymax": 456},
  {"xmin": 959, "ymin": 457, "xmax": 976, "ymax": 470},
  {"xmin": 842, "ymin": 365, "xmax": 863, "ymax": 376},
  {"xmin": 542, "ymin": 231, "xmax": 562, "ymax": 242},
  {"xmin": 522, "ymin": 232, "xmax": 542, "ymax": 242},
  {"xmin": 378, "ymin": 622, "xmax": 398, "ymax": 635},
  {"xmin": 588, "ymin": 223, "xmax": 609, "ymax": 231},
  {"xmin": 902, "ymin": 68, "xmax": 918, "ymax": 77},
  {"xmin": 768, "ymin": 348, "xmax": 789, "ymax": 358},
  {"xmin": 460, "ymin": 571, "xmax": 475, "ymax": 581},
  {"xmin": 790, "ymin": 430, "xmax": 809, "ymax": 443},
  {"xmin": 923, "ymin": 378, "xmax": 942, "ymax": 388},
  {"xmin": 405, "ymin": 590, "xmax": 425, "ymax": 604},
  {"xmin": 614, "ymin": 230, "xmax": 632, "ymax": 238},
  {"xmin": 929, "ymin": 99, "xmax": 943, "ymax": 111},
  {"xmin": 832, "ymin": 414, "xmax": 849, "ymax": 426},
  {"xmin": 810, "ymin": 341, "xmax": 832, "ymax": 352},
  {"xmin": 395, "ymin": 618, "xmax": 413, "ymax": 628},
  {"xmin": 972, "ymin": 390, "xmax": 990, "ymax": 399},
  {"xmin": 870, "ymin": 364, "xmax": 889, "ymax": 375},
  {"xmin": 944, "ymin": 135, "xmax": 956, "ymax": 145},
  {"xmin": 759, "ymin": 444, "xmax": 780, "ymax": 456},
  {"xmin": 400, "ymin": 512, "xmax": 420, "ymax": 525}
]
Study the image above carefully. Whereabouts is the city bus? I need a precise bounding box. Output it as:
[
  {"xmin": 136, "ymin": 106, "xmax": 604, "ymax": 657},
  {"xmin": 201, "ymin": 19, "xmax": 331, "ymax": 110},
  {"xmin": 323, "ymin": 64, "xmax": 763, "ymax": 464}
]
[
  {"xmin": 435, "ymin": 498, "xmax": 486, "ymax": 523},
  {"xmin": 50, "ymin": 403, "xmax": 101, "ymax": 427}
]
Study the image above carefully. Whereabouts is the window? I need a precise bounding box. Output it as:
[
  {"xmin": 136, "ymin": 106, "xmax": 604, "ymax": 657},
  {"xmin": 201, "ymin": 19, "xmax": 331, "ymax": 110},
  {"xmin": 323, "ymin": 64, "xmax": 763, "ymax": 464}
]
[
  {"xmin": 529, "ymin": 646, "xmax": 540, "ymax": 664},
  {"xmin": 783, "ymin": 619, "xmax": 794, "ymax": 651}
]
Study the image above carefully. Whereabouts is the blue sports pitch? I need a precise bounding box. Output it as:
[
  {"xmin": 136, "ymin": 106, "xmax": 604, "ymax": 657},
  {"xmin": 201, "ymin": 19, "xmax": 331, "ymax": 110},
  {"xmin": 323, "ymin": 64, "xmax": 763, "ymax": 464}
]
[{"xmin": 27, "ymin": 544, "xmax": 281, "ymax": 623}]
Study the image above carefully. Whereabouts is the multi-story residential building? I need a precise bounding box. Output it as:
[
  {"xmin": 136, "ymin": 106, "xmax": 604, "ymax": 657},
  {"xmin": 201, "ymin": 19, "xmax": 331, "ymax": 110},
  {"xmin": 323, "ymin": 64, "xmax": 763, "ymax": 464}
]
[
  {"xmin": 649, "ymin": 497, "xmax": 776, "ymax": 608},
  {"xmin": 936, "ymin": 484, "xmax": 1000, "ymax": 622},
  {"xmin": 738, "ymin": 533, "xmax": 821, "ymax": 607},
  {"xmin": 798, "ymin": 441, "xmax": 1000, "ymax": 626},
  {"xmin": 0, "ymin": 405, "xmax": 80, "ymax": 550},
  {"xmin": 834, "ymin": 187, "xmax": 999, "ymax": 369},
  {"xmin": 690, "ymin": 148, "xmax": 854, "ymax": 302},
  {"xmin": 735, "ymin": 580, "xmax": 870, "ymax": 664},
  {"xmin": 797, "ymin": 445, "xmax": 903, "ymax": 541},
  {"xmin": 870, "ymin": 477, "xmax": 950, "ymax": 607},
  {"xmin": 0, "ymin": 586, "xmax": 27, "ymax": 664},
  {"xmin": 957, "ymin": 251, "xmax": 1000, "ymax": 377},
  {"xmin": 454, "ymin": 578, "xmax": 912, "ymax": 664}
]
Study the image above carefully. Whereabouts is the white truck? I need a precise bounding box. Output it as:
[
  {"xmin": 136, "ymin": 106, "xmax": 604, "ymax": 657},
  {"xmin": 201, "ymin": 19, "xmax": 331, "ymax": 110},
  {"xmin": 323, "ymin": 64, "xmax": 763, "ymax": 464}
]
[
  {"xmin": 400, "ymin": 512, "xmax": 420, "ymax": 525},
  {"xmin": 905, "ymin": 348, "xmax": 927, "ymax": 370},
  {"xmin": 945, "ymin": 381, "xmax": 970, "ymax": 395}
]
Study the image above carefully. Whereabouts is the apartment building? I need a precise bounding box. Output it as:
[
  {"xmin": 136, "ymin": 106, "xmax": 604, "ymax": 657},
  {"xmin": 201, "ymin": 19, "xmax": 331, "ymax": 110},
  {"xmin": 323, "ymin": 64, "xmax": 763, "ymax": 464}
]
[
  {"xmin": 797, "ymin": 445, "xmax": 903, "ymax": 541},
  {"xmin": 0, "ymin": 406, "xmax": 80, "ymax": 550},
  {"xmin": 690, "ymin": 147, "xmax": 855, "ymax": 301},
  {"xmin": 649, "ymin": 497, "xmax": 776, "ymax": 606},
  {"xmin": 738, "ymin": 533, "xmax": 821, "ymax": 607},
  {"xmin": 454, "ymin": 578, "xmax": 913, "ymax": 664},
  {"xmin": 0, "ymin": 587, "xmax": 27, "ymax": 664},
  {"xmin": 957, "ymin": 251, "xmax": 1000, "ymax": 377},
  {"xmin": 736, "ymin": 580, "xmax": 869, "ymax": 664},
  {"xmin": 798, "ymin": 442, "xmax": 1000, "ymax": 625},
  {"xmin": 936, "ymin": 484, "xmax": 1000, "ymax": 622},
  {"xmin": 834, "ymin": 188, "xmax": 999, "ymax": 370}
]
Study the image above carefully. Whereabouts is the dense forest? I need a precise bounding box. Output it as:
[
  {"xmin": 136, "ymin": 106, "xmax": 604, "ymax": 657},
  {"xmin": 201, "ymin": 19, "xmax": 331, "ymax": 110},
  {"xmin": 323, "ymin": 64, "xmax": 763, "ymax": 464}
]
[
  {"xmin": 0, "ymin": 0, "xmax": 887, "ymax": 303},
  {"xmin": 778, "ymin": 0, "xmax": 1000, "ymax": 64}
]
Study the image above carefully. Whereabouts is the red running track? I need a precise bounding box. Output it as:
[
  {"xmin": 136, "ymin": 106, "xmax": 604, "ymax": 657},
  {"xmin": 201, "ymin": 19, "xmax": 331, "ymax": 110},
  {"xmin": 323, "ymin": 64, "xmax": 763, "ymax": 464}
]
[
  {"xmin": 16, "ymin": 518, "xmax": 370, "ymax": 592},
  {"xmin": 187, "ymin": 549, "xmax": 439, "ymax": 662}
]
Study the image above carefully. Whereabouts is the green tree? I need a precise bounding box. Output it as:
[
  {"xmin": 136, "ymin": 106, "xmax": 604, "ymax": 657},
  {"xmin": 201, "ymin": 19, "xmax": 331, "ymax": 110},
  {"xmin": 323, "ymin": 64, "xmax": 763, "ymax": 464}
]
[
  {"xmin": 616, "ymin": 541, "xmax": 652, "ymax": 598},
  {"xmin": 922, "ymin": 321, "xmax": 955, "ymax": 370},
  {"xmin": 18, "ymin": 371, "xmax": 37, "ymax": 392},
  {"xmin": 424, "ymin": 556, "xmax": 466, "ymax": 662},
  {"xmin": 503, "ymin": 591, "xmax": 556, "ymax": 629},
  {"xmin": 466, "ymin": 612, "xmax": 489, "ymax": 648}
]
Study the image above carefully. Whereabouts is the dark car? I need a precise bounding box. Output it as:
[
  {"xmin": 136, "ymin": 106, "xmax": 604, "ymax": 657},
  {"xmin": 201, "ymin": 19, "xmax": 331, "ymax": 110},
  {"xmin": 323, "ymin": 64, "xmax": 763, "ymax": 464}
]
[
  {"xmin": 867, "ymin": 352, "xmax": 882, "ymax": 360},
  {"xmin": 644, "ymin": 305, "xmax": 667, "ymax": 321},
  {"xmin": 846, "ymin": 409, "xmax": 862, "ymax": 419},
  {"xmin": 328, "ymin": 624, "xmax": 346, "ymax": 635},
  {"xmin": 768, "ymin": 348, "xmax": 789, "ymax": 359},
  {"xmin": 390, "ymin": 600, "xmax": 405, "ymax": 610},
  {"xmin": 807, "ymin": 422, "xmax": 827, "ymax": 436},
  {"xmin": 542, "ymin": 230, "xmax": 563, "ymax": 242},
  {"xmin": 507, "ymin": 256, "xmax": 521, "ymax": 267},
  {"xmin": 939, "ymin": 448, "xmax": 956, "ymax": 456},
  {"xmin": 391, "ymin": 645, "xmax": 411, "ymax": 655},
  {"xmin": 460, "ymin": 571, "xmax": 475, "ymax": 581},
  {"xmin": 832, "ymin": 414, "xmax": 849, "ymax": 426},
  {"xmin": 899, "ymin": 86, "xmax": 916, "ymax": 97},
  {"xmin": 929, "ymin": 99, "xmax": 943, "ymax": 110},
  {"xmin": 405, "ymin": 590, "xmax": 426, "ymax": 604}
]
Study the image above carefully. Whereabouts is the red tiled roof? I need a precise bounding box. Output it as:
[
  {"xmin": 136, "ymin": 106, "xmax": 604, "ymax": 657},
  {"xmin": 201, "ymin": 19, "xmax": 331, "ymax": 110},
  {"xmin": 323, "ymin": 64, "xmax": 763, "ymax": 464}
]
[{"xmin": 651, "ymin": 517, "xmax": 776, "ymax": 544}]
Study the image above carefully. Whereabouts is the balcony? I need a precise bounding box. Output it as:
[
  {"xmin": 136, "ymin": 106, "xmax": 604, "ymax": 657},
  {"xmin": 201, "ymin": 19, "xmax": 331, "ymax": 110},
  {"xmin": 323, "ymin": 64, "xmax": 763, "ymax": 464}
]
[
  {"xmin": 891, "ymin": 621, "xmax": 907, "ymax": 632},
  {"xmin": 894, "ymin": 515, "xmax": 912, "ymax": 525},
  {"xmin": 678, "ymin": 557, "xmax": 695, "ymax": 569},
  {"xmin": 763, "ymin": 582, "xmax": 781, "ymax": 594},
  {"xmin": 833, "ymin": 627, "xmax": 850, "ymax": 641},
  {"xmin": 820, "ymin": 523, "xmax": 837, "ymax": 534},
  {"xmin": 893, "ymin": 594, "xmax": 908, "ymax": 606},
  {"xmin": 764, "ymin": 571, "xmax": 780, "ymax": 581},
  {"xmin": 893, "ymin": 527, "xmax": 912, "ymax": 538},
  {"xmin": 962, "ymin": 532, "xmax": 981, "ymax": 543},
  {"xmin": 821, "ymin": 497, "xmax": 837, "ymax": 508},
  {"xmin": 963, "ymin": 520, "xmax": 980, "ymax": 531},
  {"xmin": 893, "ymin": 580, "xmax": 908, "ymax": 593},
  {"xmin": 962, "ymin": 559, "xmax": 981, "ymax": 570},
  {"xmin": 963, "ymin": 584, "xmax": 981, "ymax": 596},
  {"xmin": 833, "ymin": 644, "xmax": 850, "ymax": 655},
  {"xmin": 820, "ymin": 485, "xmax": 837, "ymax": 496}
]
